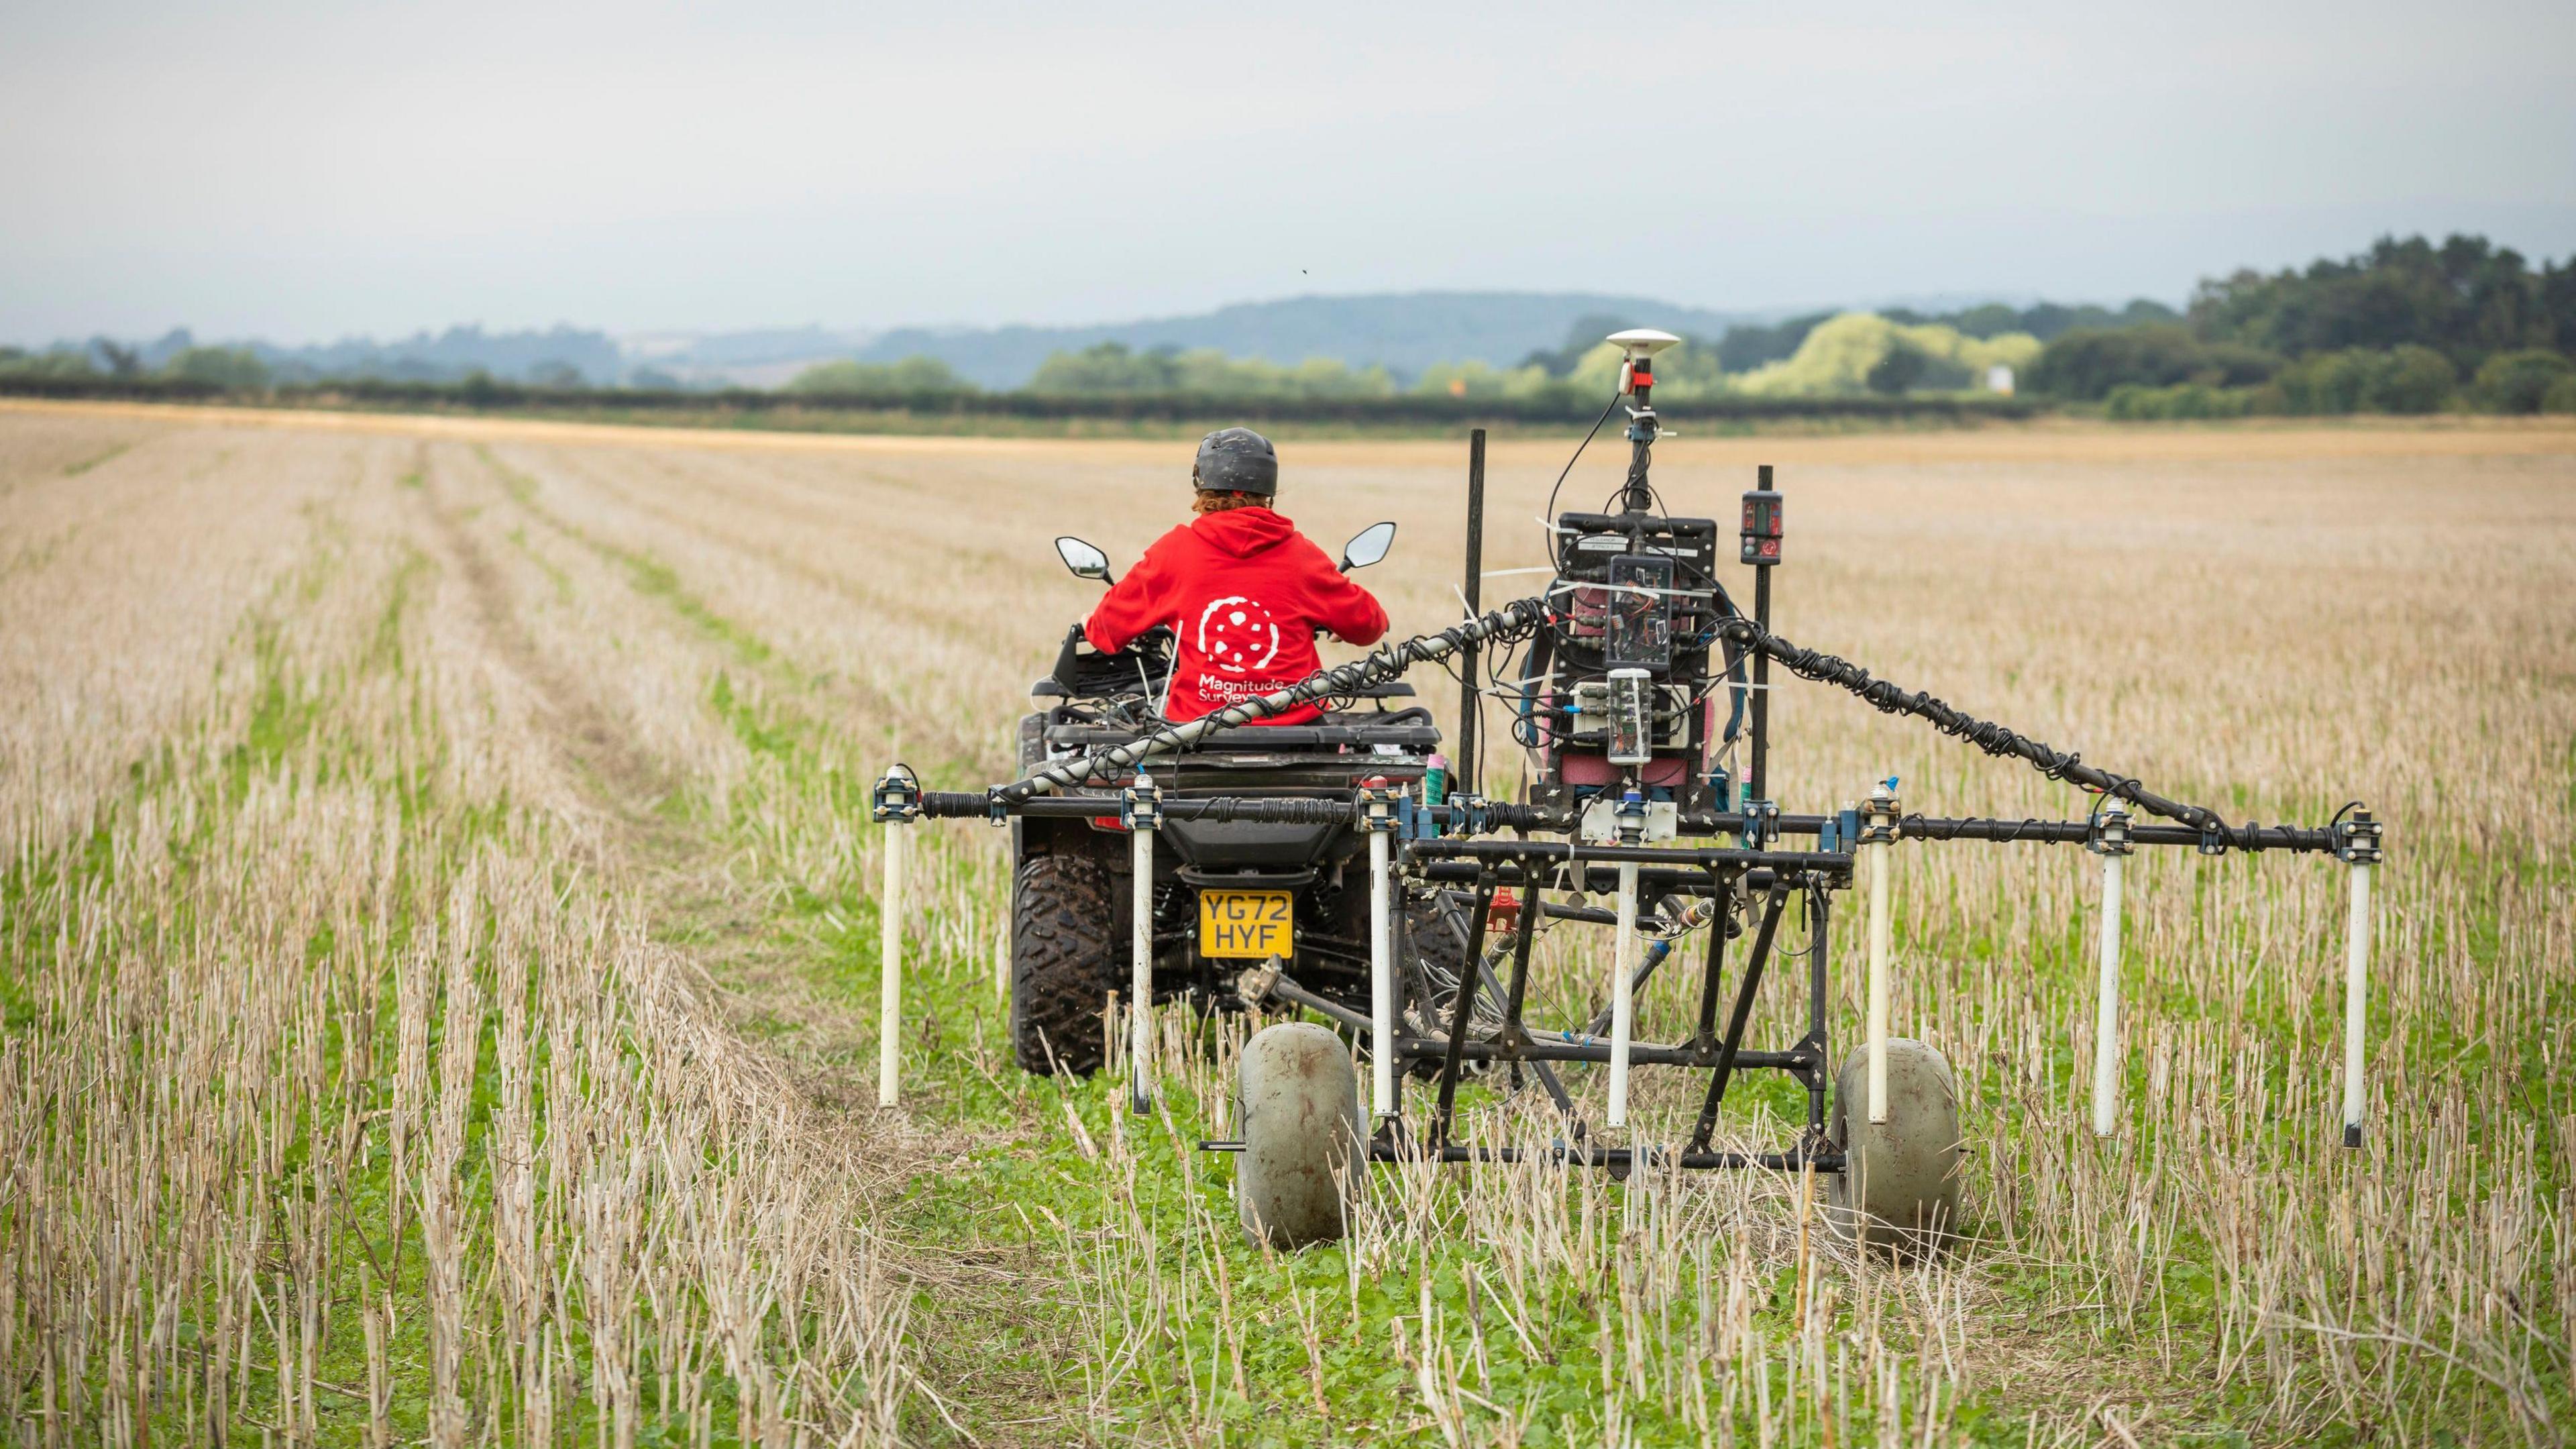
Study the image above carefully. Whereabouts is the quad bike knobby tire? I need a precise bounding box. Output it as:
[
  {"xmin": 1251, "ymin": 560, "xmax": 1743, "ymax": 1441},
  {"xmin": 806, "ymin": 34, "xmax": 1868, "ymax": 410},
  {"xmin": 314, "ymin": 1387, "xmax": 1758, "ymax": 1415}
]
[
  {"xmin": 1010, "ymin": 852, "xmax": 1119, "ymax": 1075},
  {"xmin": 1234, "ymin": 1022, "xmax": 1362, "ymax": 1248},
  {"xmin": 1826, "ymin": 1038, "xmax": 1964, "ymax": 1256}
]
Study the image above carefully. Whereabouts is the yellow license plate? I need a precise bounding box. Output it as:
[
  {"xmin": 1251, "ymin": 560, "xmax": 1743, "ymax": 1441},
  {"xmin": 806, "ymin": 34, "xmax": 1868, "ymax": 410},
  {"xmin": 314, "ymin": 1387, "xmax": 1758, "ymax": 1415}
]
[{"xmin": 1199, "ymin": 890, "xmax": 1293, "ymax": 959}]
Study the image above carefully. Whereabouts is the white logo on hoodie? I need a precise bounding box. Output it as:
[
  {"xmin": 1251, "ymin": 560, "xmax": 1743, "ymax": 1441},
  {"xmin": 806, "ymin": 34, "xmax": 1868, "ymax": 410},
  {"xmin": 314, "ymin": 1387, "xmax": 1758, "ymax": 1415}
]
[{"xmin": 1195, "ymin": 595, "xmax": 1282, "ymax": 675}]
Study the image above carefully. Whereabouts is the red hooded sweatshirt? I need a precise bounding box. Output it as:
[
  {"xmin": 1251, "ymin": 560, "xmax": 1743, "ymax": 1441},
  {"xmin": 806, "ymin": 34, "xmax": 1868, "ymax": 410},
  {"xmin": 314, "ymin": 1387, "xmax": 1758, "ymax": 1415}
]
[{"xmin": 1085, "ymin": 507, "xmax": 1390, "ymax": 724}]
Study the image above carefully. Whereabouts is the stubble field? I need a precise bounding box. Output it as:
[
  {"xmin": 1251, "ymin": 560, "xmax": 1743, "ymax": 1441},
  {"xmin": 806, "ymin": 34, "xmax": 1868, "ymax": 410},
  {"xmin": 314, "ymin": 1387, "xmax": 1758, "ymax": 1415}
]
[{"xmin": 3, "ymin": 400, "xmax": 2571, "ymax": 1446}]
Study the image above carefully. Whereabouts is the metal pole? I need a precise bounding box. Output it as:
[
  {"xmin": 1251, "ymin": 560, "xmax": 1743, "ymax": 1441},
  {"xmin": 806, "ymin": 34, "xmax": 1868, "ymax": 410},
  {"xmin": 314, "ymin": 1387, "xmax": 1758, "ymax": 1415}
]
[
  {"xmin": 1864, "ymin": 785, "xmax": 1896, "ymax": 1124},
  {"xmin": 1370, "ymin": 828, "xmax": 1396, "ymax": 1118},
  {"xmin": 2342, "ymin": 859, "xmax": 2371, "ymax": 1147},
  {"xmin": 877, "ymin": 820, "xmax": 903, "ymax": 1108},
  {"xmin": 1130, "ymin": 817, "xmax": 1155, "ymax": 1114},
  {"xmin": 1747, "ymin": 464, "xmax": 1776, "ymax": 804},
  {"xmin": 1805, "ymin": 890, "xmax": 1830, "ymax": 1138},
  {"xmin": 1609, "ymin": 861, "xmax": 1640, "ymax": 1128},
  {"xmin": 2090, "ymin": 802, "xmax": 2131, "ymax": 1138},
  {"xmin": 1458, "ymin": 429, "xmax": 1486, "ymax": 795},
  {"xmin": 1432, "ymin": 879, "xmax": 1497, "ymax": 1146},
  {"xmin": 1749, "ymin": 568, "xmax": 1771, "ymax": 802}
]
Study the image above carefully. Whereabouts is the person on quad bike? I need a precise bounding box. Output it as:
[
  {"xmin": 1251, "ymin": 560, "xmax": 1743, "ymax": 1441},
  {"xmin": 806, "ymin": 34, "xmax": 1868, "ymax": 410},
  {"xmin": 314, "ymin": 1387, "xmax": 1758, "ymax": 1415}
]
[{"xmin": 1083, "ymin": 427, "xmax": 1389, "ymax": 726}]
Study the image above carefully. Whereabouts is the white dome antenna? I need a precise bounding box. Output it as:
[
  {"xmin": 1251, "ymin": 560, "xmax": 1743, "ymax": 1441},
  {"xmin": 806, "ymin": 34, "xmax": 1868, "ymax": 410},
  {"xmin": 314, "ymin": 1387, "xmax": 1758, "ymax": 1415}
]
[
  {"xmin": 1605, "ymin": 327, "xmax": 1682, "ymax": 360},
  {"xmin": 1603, "ymin": 329, "xmax": 1684, "ymax": 511}
]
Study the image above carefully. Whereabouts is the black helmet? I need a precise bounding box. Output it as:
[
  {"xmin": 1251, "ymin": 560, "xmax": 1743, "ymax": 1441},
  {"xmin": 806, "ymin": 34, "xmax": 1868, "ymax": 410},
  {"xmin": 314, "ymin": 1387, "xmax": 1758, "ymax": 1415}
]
[{"xmin": 1191, "ymin": 427, "xmax": 1279, "ymax": 497}]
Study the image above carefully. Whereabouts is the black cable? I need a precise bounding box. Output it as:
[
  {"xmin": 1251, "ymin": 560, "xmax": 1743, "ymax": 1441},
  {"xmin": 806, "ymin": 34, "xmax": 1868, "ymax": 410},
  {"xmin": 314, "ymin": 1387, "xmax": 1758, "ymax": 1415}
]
[
  {"xmin": 1544, "ymin": 386, "xmax": 1627, "ymax": 571},
  {"xmin": 1718, "ymin": 616, "xmax": 2228, "ymax": 831}
]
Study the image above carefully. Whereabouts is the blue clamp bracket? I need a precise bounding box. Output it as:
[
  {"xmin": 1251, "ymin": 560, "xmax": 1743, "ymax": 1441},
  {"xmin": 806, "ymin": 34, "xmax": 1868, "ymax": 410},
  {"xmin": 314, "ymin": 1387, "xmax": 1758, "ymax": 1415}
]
[
  {"xmin": 1355, "ymin": 779, "xmax": 1403, "ymax": 835},
  {"xmin": 1448, "ymin": 794, "xmax": 1499, "ymax": 838},
  {"xmin": 1739, "ymin": 798, "xmax": 1780, "ymax": 849},
  {"xmin": 870, "ymin": 765, "xmax": 922, "ymax": 824},
  {"xmin": 1120, "ymin": 771, "xmax": 1163, "ymax": 831},
  {"xmin": 1399, "ymin": 793, "xmax": 1442, "ymax": 842},
  {"xmin": 1819, "ymin": 806, "xmax": 1863, "ymax": 854},
  {"xmin": 1613, "ymin": 788, "xmax": 1650, "ymax": 846}
]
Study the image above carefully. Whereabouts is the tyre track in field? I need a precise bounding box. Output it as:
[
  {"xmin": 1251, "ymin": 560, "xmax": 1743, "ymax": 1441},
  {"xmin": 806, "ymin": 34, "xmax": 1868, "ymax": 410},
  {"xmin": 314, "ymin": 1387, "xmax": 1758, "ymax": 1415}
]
[
  {"xmin": 421, "ymin": 441, "xmax": 893, "ymax": 1106},
  {"xmin": 427, "ymin": 442, "xmax": 1090, "ymax": 1446}
]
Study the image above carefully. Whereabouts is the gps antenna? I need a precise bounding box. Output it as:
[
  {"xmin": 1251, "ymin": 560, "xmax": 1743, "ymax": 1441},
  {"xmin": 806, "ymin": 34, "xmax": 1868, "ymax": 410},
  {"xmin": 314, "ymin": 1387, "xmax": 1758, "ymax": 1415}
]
[{"xmin": 1607, "ymin": 328, "xmax": 1681, "ymax": 513}]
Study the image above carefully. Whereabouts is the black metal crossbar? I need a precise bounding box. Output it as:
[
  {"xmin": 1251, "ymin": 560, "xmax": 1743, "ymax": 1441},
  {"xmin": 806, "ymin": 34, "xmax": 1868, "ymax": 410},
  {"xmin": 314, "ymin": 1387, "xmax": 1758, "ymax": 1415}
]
[
  {"xmin": 1690, "ymin": 809, "xmax": 2337, "ymax": 854},
  {"xmin": 1367, "ymin": 1140, "xmax": 1844, "ymax": 1173},
  {"xmin": 923, "ymin": 786, "xmax": 2343, "ymax": 855},
  {"xmin": 1396, "ymin": 1036, "xmax": 1811, "ymax": 1070},
  {"xmin": 1407, "ymin": 837, "xmax": 1849, "ymax": 873}
]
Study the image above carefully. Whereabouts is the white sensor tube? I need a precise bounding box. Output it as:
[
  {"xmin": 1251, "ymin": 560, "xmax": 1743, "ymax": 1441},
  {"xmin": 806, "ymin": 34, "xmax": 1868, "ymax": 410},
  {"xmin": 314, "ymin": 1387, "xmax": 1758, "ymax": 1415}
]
[
  {"xmin": 1866, "ymin": 830, "xmax": 1893, "ymax": 1125},
  {"xmin": 2090, "ymin": 851, "xmax": 2125, "ymax": 1138},
  {"xmin": 1132, "ymin": 820, "xmax": 1155, "ymax": 1112},
  {"xmin": 1609, "ymin": 861, "xmax": 1640, "ymax": 1129},
  {"xmin": 2342, "ymin": 860, "xmax": 2371, "ymax": 1146},
  {"xmin": 878, "ymin": 821, "xmax": 903, "ymax": 1108},
  {"xmin": 1370, "ymin": 829, "xmax": 1395, "ymax": 1117}
]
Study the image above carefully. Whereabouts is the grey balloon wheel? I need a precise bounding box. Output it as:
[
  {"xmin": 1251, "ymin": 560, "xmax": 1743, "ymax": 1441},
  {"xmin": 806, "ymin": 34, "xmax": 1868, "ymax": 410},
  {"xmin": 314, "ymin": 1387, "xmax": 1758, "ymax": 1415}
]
[
  {"xmin": 1234, "ymin": 1022, "xmax": 1363, "ymax": 1248},
  {"xmin": 1827, "ymin": 1038, "xmax": 1964, "ymax": 1256}
]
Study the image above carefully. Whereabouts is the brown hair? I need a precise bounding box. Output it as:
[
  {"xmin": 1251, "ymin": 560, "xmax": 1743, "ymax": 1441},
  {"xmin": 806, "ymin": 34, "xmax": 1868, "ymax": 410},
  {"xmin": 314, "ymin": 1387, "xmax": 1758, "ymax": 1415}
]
[{"xmin": 1192, "ymin": 490, "xmax": 1269, "ymax": 516}]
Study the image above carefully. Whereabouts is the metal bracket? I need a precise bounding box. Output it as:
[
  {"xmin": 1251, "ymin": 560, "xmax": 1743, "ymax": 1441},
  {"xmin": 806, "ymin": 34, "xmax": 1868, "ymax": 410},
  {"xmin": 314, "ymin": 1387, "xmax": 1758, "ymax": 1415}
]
[
  {"xmin": 2196, "ymin": 817, "xmax": 2229, "ymax": 856},
  {"xmin": 1399, "ymin": 786, "xmax": 1468, "ymax": 842},
  {"xmin": 1858, "ymin": 784, "xmax": 1900, "ymax": 845},
  {"xmin": 2085, "ymin": 800, "xmax": 2135, "ymax": 857},
  {"xmin": 1784, "ymin": 1027, "xmax": 1829, "ymax": 1093},
  {"xmin": 1120, "ymin": 772, "xmax": 1162, "ymax": 830},
  {"xmin": 1234, "ymin": 959, "xmax": 1282, "ymax": 1008},
  {"xmin": 1613, "ymin": 788, "xmax": 1649, "ymax": 846},
  {"xmin": 1740, "ymin": 798, "xmax": 1780, "ymax": 848},
  {"xmin": 1355, "ymin": 779, "xmax": 1402, "ymax": 834},
  {"xmin": 2332, "ymin": 807, "xmax": 2383, "ymax": 865},
  {"xmin": 870, "ymin": 765, "xmax": 922, "ymax": 823},
  {"xmin": 1444, "ymin": 793, "xmax": 1494, "ymax": 837}
]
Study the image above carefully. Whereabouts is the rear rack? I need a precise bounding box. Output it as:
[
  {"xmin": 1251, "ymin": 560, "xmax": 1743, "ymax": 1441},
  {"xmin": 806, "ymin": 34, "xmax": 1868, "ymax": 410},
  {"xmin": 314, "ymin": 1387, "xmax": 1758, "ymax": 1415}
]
[{"xmin": 1045, "ymin": 719, "xmax": 1439, "ymax": 751}]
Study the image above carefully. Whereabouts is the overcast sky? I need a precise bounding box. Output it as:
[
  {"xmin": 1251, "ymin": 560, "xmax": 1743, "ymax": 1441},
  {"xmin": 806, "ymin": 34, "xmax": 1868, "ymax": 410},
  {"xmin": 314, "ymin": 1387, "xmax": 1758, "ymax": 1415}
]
[{"xmin": 5, "ymin": 1, "xmax": 2572, "ymax": 344}]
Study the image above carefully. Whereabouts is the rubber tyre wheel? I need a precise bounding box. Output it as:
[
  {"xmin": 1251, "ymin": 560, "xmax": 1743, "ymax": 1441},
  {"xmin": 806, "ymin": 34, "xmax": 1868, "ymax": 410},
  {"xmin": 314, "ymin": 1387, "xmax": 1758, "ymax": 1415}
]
[
  {"xmin": 1235, "ymin": 1022, "xmax": 1362, "ymax": 1248},
  {"xmin": 1010, "ymin": 852, "xmax": 1119, "ymax": 1076},
  {"xmin": 1826, "ymin": 1038, "xmax": 1964, "ymax": 1256}
]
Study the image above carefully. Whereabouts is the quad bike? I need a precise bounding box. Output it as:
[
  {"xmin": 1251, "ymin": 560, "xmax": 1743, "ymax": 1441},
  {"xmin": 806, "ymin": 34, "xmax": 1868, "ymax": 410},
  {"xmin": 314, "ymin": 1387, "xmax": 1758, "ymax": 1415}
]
[
  {"xmin": 1006, "ymin": 523, "xmax": 1487, "ymax": 1081},
  {"xmin": 875, "ymin": 329, "xmax": 2383, "ymax": 1257}
]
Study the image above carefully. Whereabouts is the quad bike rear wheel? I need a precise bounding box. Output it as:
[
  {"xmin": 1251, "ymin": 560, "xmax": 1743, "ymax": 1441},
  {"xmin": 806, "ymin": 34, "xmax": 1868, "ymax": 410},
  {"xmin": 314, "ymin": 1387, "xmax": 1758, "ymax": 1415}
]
[
  {"xmin": 1399, "ymin": 895, "xmax": 1506, "ymax": 1079},
  {"xmin": 1826, "ymin": 1038, "xmax": 1964, "ymax": 1256},
  {"xmin": 1010, "ymin": 852, "xmax": 1119, "ymax": 1075},
  {"xmin": 1234, "ymin": 1022, "xmax": 1362, "ymax": 1247}
]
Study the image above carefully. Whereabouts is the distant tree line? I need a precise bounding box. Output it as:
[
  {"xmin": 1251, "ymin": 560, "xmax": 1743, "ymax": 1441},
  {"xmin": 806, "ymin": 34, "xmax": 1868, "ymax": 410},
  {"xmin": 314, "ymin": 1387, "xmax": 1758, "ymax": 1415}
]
[
  {"xmin": 810, "ymin": 309, "xmax": 2066, "ymax": 407},
  {"xmin": 0, "ymin": 325, "xmax": 631, "ymax": 390},
  {"xmin": 0, "ymin": 368, "xmax": 2035, "ymax": 428},
  {"xmin": 2026, "ymin": 235, "xmax": 2576, "ymax": 417},
  {"xmin": 14, "ymin": 234, "xmax": 2573, "ymax": 419}
]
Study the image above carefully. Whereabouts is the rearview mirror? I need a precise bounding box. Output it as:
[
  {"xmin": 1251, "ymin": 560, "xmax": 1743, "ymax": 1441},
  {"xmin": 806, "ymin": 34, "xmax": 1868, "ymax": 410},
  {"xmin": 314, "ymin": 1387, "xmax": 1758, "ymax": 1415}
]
[
  {"xmin": 1340, "ymin": 521, "xmax": 1396, "ymax": 572},
  {"xmin": 1055, "ymin": 536, "xmax": 1114, "ymax": 584}
]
